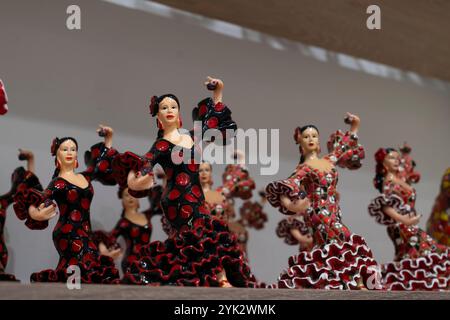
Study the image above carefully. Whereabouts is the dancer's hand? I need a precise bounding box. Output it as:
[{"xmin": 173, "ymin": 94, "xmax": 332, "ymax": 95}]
[
  {"xmin": 233, "ymin": 150, "xmax": 245, "ymax": 164},
  {"xmin": 205, "ymin": 76, "xmax": 224, "ymax": 104},
  {"xmin": 280, "ymin": 195, "xmax": 310, "ymax": 214},
  {"xmin": 29, "ymin": 203, "xmax": 57, "ymax": 221},
  {"xmin": 97, "ymin": 124, "xmax": 114, "ymax": 148},
  {"xmin": 99, "ymin": 242, "xmax": 122, "ymax": 259},
  {"xmin": 402, "ymin": 214, "xmax": 421, "ymax": 226},
  {"xmin": 291, "ymin": 229, "xmax": 313, "ymax": 249},
  {"xmin": 345, "ymin": 112, "xmax": 360, "ymax": 134},
  {"xmin": 127, "ymin": 170, "xmax": 154, "ymax": 191},
  {"xmin": 18, "ymin": 149, "xmax": 35, "ymax": 173}
]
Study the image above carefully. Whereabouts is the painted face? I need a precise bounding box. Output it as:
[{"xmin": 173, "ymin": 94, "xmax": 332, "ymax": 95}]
[
  {"xmin": 121, "ymin": 188, "xmax": 140, "ymax": 210},
  {"xmin": 157, "ymin": 97, "xmax": 179, "ymax": 128},
  {"xmin": 383, "ymin": 151, "xmax": 400, "ymax": 174},
  {"xmin": 199, "ymin": 162, "xmax": 212, "ymax": 186},
  {"xmin": 299, "ymin": 127, "xmax": 320, "ymax": 155},
  {"xmin": 57, "ymin": 139, "xmax": 78, "ymax": 169}
]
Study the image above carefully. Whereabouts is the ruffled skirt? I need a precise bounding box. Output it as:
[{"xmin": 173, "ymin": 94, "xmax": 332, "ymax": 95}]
[
  {"xmin": 277, "ymin": 234, "xmax": 380, "ymax": 290},
  {"xmin": 122, "ymin": 214, "xmax": 257, "ymax": 287},
  {"xmin": 30, "ymin": 254, "xmax": 120, "ymax": 284}
]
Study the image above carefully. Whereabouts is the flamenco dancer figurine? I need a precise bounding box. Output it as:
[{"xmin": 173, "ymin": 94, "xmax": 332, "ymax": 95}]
[
  {"xmin": 198, "ymin": 154, "xmax": 267, "ymax": 255},
  {"xmin": 368, "ymin": 146, "xmax": 449, "ymax": 290},
  {"xmin": 13, "ymin": 128, "xmax": 121, "ymax": 283},
  {"xmin": 427, "ymin": 167, "xmax": 450, "ymax": 246},
  {"xmin": 0, "ymin": 150, "xmax": 38, "ymax": 281},
  {"xmin": 266, "ymin": 114, "xmax": 380, "ymax": 290},
  {"xmin": 94, "ymin": 186, "xmax": 160, "ymax": 274},
  {"xmin": 111, "ymin": 77, "xmax": 256, "ymax": 287}
]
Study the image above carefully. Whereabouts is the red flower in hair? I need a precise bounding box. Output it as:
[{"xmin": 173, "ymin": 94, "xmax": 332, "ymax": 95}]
[
  {"xmin": 374, "ymin": 148, "xmax": 387, "ymax": 164},
  {"xmin": 51, "ymin": 137, "xmax": 60, "ymax": 156},
  {"xmin": 149, "ymin": 95, "xmax": 158, "ymax": 117}
]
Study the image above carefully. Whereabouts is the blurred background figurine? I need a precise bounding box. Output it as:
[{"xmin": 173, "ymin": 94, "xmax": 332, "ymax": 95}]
[
  {"xmin": 368, "ymin": 146, "xmax": 449, "ymax": 290},
  {"xmin": 93, "ymin": 182, "xmax": 165, "ymax": 276},
  {"xmin": 427, "ymin": 167, "xmax": 450, "ymax": 247},
  {"xmin": 198, "ymin": 150, "xmax": 267, "ymax": 256},
  {"xmin": 266, "ymin": 113, "xmax": 379, "ymax": 290},
  {"xmin": 107, "ymin": 77, "xmax": 257, "ymax": 287},
  {"xmin": 0, "ymin": 150, "xmax": 39, "ymax": 281}
]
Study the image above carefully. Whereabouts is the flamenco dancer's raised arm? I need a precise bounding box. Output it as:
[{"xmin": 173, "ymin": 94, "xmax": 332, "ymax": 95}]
[
  {"xmin": 368, "ymin": 146, "xmax": 449, "ymax": 290},
  {"xmin": 266, "ymin": 113, "xmax": 380, "ymax": 290},
  {"xmin": 13, "ymin": 127, "xmax": 121, "ymax": 283}
]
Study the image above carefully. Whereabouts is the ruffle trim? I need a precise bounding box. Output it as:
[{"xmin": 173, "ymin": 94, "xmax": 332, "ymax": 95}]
[
  {"xmin": 30, "ymin": 255, "xmax": 120, "ymax": 284},
  {"xmin": 382, "ymin": 249, "xmax": 450, "ymax": 290},
  {"xmin": 277, "ymin": 234, "xmax": 380, "ymax": 290},
  {"xmin": 265, "ymin": 179, "xmax": 303, "ymax": 216},
  {"xmin": 368, "ymin": 194, "xmax": 412, "ymax": 225}
]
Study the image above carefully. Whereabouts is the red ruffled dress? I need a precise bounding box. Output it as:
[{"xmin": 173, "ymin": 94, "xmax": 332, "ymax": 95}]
[
  {"xmin": 368, "ymin": 180, "xmax": 450, "ymax": 290},
  {"xmin": 13, "ymin": 144, "xmax": 121, "ymax": 283},
  {"xmin": 112, "ymin": 97, "xmax": 257, "ymax": 287},
  {"xmin": 266, "ymin": 130, "xmax": 380, "ymax": 289}
]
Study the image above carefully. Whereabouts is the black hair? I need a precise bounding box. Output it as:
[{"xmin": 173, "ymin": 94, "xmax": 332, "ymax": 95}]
[
  {"xmin": 51, "ymin": 137, "xmax": 79, "ymax": 179},
  {"xmin": 293, "ymin": 125, "xmax": 320, "ymax": 164}
]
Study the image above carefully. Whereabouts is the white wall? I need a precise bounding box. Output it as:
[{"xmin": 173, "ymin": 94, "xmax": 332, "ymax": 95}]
[{"xmin": 0, "ymin": 0, "xmax": 449, "ymax": 284}]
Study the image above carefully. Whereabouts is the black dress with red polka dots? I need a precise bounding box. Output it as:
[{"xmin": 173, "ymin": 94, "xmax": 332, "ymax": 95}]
[
  {"xmin": 94, "ymin": 216, "xmax": 152, "ymax": 274},
  {"xmin": 112, "ymin": 97, "xmax": 257, "ymax": 287},
  {"xmin": 93, "ymin": 185, "xmax": 164, "ymax": 274},
  {"xmin": 0, "ymin": 167, "xmax": 40, "ymax": 281},
  {"xmin": 13, "ymin": 145, "xmax": 121, "ymax": 283}
]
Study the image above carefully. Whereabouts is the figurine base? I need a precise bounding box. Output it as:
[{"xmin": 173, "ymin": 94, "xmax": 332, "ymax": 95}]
[{"xmin": 0, "ymin": 283, "xmax": 448, "ymax": 300}]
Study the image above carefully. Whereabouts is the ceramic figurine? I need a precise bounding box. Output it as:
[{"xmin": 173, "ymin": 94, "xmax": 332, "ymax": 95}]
[
  {"xmin": 0, "ymin": 150, "xmax": 39, "ymax": 281},
  {"xmin": 94, "ymin": 184, "xmax": 165, "ymax": 275},
  {"xmin": 427, "ymin": 167, "xmax": 450, "ymax": 246},
  {"xmin": 13, "ymin": 127, "xmax": 121, "ymax": 283},
  {"xmin": 108, "ymin": 77, "xmax": 257, "ymax": 287},
  {"xmin": 266, "ymin": 114, "xmax": 380, "ymax": 290},
  {"xmin": 368, "ymin": 146, "xmax": 449, "ymax": 290}
]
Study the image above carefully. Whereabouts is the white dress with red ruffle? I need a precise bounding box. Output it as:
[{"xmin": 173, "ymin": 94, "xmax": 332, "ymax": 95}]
[
  {"xmin": 368, "ymin": 181, "xmax": 449, "ymax": 290},
  {"xmin": 266, "ymin": 130, "xmax": 379, "ymax": 289}
]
